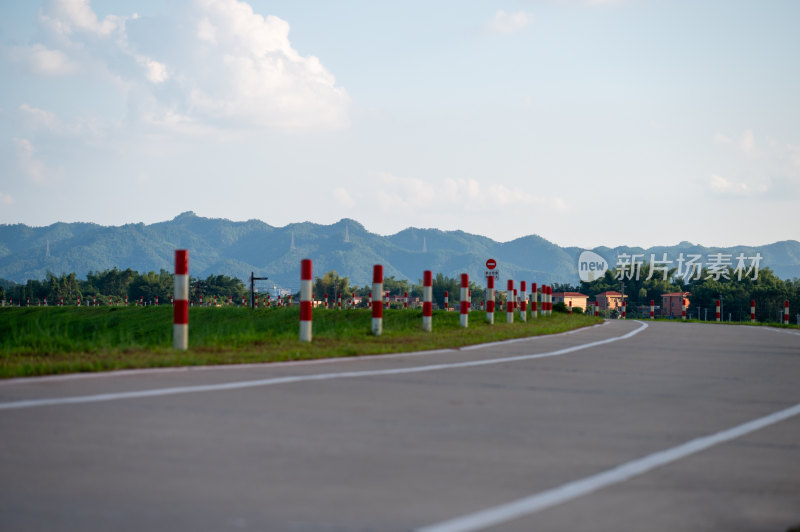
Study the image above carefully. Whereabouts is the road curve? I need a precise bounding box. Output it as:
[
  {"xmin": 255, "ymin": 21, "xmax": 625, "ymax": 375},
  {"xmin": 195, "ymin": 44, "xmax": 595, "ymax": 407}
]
[{"xmin": 0, "ymin": 320, "xmax": 798, "ymax": 531}]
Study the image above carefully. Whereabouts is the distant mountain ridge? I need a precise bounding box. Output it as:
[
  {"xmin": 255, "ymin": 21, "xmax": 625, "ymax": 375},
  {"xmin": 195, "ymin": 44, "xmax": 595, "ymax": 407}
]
[{"xmin": 1, "ymin": 212, "xmax": 798, "ymax": 288}]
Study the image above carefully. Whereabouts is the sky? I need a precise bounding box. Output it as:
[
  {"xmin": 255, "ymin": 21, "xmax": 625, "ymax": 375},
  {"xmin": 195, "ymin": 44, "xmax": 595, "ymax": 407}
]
[{"xmin": 1, "ymin": 0, "xmax": 798, "ymax": 249}]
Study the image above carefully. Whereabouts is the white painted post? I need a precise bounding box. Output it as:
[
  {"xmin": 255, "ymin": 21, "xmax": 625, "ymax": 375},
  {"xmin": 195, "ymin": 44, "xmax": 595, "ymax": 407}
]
[
  {"xmin": 422, "ymin": 270, "xmax": 433, "ymax": 332},
  {"xmin": 300, "ymin": 259, "xmax": 313, "ymax": 342},
  {"xmin": 173, "ymin": 250, "xmax": 189, "ymax": 350},
  {"xmin": 486, "ymin": 275, "xmax": 495, "ymax": 325},
  {"xmin": 372, "ymin": 265, "xmax": 383, "ymax": 336},
  {"xmin": 460, "ymin": 273, "xmax": 469, "ymax": 328},
  {"xmin": 506, "ymin": 280, "xmax": 514, "ymax": 324}
]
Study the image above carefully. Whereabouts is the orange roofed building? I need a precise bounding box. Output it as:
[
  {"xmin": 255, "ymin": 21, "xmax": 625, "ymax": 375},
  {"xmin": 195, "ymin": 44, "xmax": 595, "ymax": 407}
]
[
  {"xmin": 594, "ymin": 291, "xmax": 626, "ymax": 310},
  {"xmin": 662, "ymin": 292, "xmax": 690, "ymax": 318},
  {"xmin": 552, "ymin": 292, "xmax": 589, "ymax": 310}
]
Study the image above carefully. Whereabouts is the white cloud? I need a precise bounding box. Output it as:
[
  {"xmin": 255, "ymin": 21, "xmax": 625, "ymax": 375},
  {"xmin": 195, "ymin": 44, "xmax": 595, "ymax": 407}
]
[
  {"xmin": 713, "ymin": 132, "xmax": 732, "ymax": 145},
  {"xmin": 19, "ymin": 104, "xmax": 59, "ymax": 130},
  {"xmin": 24, "ymin": 0, "xmax": 349, "ymax": 132},
  {"xmin": 9, "ymin": 44, "xmax": 79, "ymax": 76},
  {"xmin": 739, "ymin": 129, "xmax": 758, "ymax": 157},
  {"xmin": 0, "ymin": 192, "xmax": 13, "ymax": 205},
  {"xmin": 487, "ymin": 10, "xmax": 531, "ymax": 34},
  {"xmin": 333, "ymin": 187, "xmax": 356, "ymax": 209},
  {"xmin": 137, "ymin": 56, "xmax": 168, "ymax": 83},
  {"xmin": 788, "ymin": 144, "xmax": 800, "ymax": 170},
  {"xmin": 184, "ymin": 0, "xmax": 350, "ymax": 129},
  {"xmin": 12, "ymin": 138, "xmax": 46, "ymax": 183},
  {"xmin": 39, "ymin": 0, "xmax": 123, "ymax": 38},
  {"xmin": 708, "ymin": 173, "xmax": 768, "ymax": 196},
  {"xmin": 372, "ymin": 173, "xmax": 565, "ymax": 212}
]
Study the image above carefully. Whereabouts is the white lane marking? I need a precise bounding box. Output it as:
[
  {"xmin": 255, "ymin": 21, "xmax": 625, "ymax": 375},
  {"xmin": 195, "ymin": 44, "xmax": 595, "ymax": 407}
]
[
  {"xmin": 0, "ymin": 322, "xmax": 646, "ymax": 411},
  {"xmin": 762, "ymin": 327, "xmax": 800, "ymax": 337},
  {"xmin": 417, "ymin": 401, "xmax": 800, "ymax": 532},
  {"xmin": 461, "ymin": 321, "xmax": 609, "ymax": 351},
  {"xmin": 0, "ymin": 321, "xmax": 609, "ymax": 386}
]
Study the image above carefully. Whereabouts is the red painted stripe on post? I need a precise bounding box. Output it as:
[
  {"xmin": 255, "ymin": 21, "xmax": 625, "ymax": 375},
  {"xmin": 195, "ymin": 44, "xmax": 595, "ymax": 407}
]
[
  {"xmin": 174, "ymin": 300, "xmax": 189, "ymax": 324},
  {"xmin": 175, "ymin": 250, "xmax": 188, "ymax": 275},
  {"xmin": 301, "ymin": 259, "xmax": 313, "ymax": 281},
  {"xmin": 300, "ymin": 301, "xmax": 312, "ymax": 321}
]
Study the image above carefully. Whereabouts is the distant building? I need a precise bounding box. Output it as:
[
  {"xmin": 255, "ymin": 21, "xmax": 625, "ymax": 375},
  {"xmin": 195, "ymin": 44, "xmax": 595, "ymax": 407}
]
[
  {"xmin": 552, "ymin": 292, "xmax": 589, "ymax": 310},
  {"xmin": 661, "ymin": 292, "xmax": 690, "ymax": 318},
  {"xmin": 594, "ymin": 291, "xmax": 626, "ymax": 311}
]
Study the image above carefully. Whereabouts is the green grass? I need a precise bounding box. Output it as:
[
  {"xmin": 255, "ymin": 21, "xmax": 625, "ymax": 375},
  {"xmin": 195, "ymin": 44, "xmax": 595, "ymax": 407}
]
[{"xmin": 0, "ymin": 307, "xmax": 601, "ymax": 378}]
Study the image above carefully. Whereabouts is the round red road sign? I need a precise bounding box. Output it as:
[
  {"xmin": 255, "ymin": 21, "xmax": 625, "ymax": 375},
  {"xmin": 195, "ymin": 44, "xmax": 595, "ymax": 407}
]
[{"xmin": 486, "ymin": 258, "xmax": 496, "ymax": 270}]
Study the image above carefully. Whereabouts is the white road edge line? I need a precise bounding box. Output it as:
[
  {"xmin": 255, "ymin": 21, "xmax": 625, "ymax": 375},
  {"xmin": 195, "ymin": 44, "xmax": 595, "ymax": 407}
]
[
  {"xmin": 762, "ymin": 327, "xmax": 800, "ymax": 337},
  {"xmin": 416, "ymin": 401, "xmax": 800, "ymax": 532},
  {"xmin": 0, "ymin": 321, "xmax": 646, "ymax": 411}
]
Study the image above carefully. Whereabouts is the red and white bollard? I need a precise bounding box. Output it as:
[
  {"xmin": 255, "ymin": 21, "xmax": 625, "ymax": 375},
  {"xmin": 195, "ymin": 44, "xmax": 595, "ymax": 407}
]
[
  {"xmin": 519, "ymin": 281, "xmax": 527, "ymax": 322},
  {"xmin": 715, "ymin": 300, "xmax": 721, "ymax": 322},
  {"xmin": 622, "ymin": 299, "xmax": 626, "ymax": 319},
  {"xmin": 681, "ymin": 299, "xmax": 686, "ymax": 320},
  {"xmin": 338, "ymin": 294, "xmax": 342, "ymax": 310},
  {"xmin": 300, "ymin": 259, "xmax": 313, "ymax": 342},
  {"xmin": 174, "ymin": 250, "xmax": 189, "ymax": 350},
  {"xmin": 750, "ymin": 299, "xmax": 755, "ymax": 323},
  {"xmin": 595, "ymin": 300, "xmax": 599, "ymax": 317},
  {"xmin": 460, "ymin": 273, "xmax": 469, "ymax": 328},
  {"xmin": 444, "ymin": 290, "xmax": 449, "ymax": 311},
  {"xmin": 531, "ymin": 283, "xmax": 537, "ymax": 319},
  {"xmin": 372, "ymin": 265, "xmax": 383, "ymax": 336},
  {"xmin": 548, "ymin": 286, "xmax": 553, "ymax": 316},
  {"xmin": 404, "ymin": 292, "xmax": 408, "ymax": 310},
  {"xmin": 506, "ymin": 280, "xmax": 514, "ymax": 324},
  {"xmin": 423, "ymin": 270, "xmax": 433, "ymax": 332},
  {"xmin": 324, "ymin": 294, "xmax": 329, "ymax": 309},
  {"xmin": 650, "ymin": 300, "xmax": 654, "ymax": 319},
  {"xmin": 486, "ymin": 275, "xmax": 495, "ymax": 324},
  {"xmin": 155, "ymin": 296, "xmax": 159, "ymax": 306},
  {"xmin": 199, "ymin": 295, "xmax": 203, "ymax": 307},
  {"xmin": 368, "ymin": 292, "xmax": 372, "ymax": 308},
  {"xmin": 540, "ymin": 285, "xmax": 546, "ymax": 316},
  {"xmin": 784, "ymin": 300, "xmax": 790, "ymax": 325}
]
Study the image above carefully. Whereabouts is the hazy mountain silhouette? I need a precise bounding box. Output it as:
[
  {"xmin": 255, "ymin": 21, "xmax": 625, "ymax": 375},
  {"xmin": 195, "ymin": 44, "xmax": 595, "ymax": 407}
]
[{"xmin": 1, "ymin": 212, "xmax": 798, "ymax": 288}]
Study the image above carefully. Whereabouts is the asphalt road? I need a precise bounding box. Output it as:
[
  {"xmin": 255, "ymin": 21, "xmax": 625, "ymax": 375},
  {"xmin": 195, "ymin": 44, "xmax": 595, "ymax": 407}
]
[{"xmin": 0, "ymin": 320, "xmax": 798, "ymax": 532}]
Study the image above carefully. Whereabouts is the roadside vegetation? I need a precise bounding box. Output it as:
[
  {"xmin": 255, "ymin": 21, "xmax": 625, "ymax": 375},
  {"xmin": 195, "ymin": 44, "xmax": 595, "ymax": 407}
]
[{"xmin": 0, "ymin": 307, "xmax": 601, "ymax": 379}]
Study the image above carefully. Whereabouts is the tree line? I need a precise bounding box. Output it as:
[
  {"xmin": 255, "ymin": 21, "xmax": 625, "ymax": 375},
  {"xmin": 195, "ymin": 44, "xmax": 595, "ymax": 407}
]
[
  {"xmin": 551, "ymin": 265, "xmax": 799, "ymax": 322},
  {"xmin": 3, "ymin": 266, "xmax": 796, "ymax": 322},
  {"xmin": 0, "ymin": 269, "xmax": 247, "ymax": 305}
]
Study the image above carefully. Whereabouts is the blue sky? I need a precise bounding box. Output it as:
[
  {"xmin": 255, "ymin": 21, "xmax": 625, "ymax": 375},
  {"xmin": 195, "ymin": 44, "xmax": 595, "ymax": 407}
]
[{"xmin": 1, "ymin": 0, "xmax": 798, "ymax": 248}]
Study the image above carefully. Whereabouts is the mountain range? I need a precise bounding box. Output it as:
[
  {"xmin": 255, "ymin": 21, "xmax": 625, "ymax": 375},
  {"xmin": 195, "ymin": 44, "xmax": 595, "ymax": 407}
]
[{"xmin": 1, "ymin": 212, "xmax": 799, "ymax": 289}]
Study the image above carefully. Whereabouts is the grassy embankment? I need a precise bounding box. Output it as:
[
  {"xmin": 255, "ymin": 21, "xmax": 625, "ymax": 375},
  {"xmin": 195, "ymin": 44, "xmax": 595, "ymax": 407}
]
[{"xmin": 0, "ymin": 306, "xmax": 601, "ymax": 378}]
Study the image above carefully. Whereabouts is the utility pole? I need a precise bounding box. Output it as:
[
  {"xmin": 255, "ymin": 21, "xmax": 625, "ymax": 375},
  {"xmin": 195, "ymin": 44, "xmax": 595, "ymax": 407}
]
[{"xmin": 250, "ymin": 272, "xmax": 269, "ymax": 309}]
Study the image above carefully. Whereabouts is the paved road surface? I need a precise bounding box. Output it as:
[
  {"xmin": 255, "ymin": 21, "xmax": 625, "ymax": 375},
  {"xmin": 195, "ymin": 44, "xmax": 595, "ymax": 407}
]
[{"xmin": 0, "ymin": 320, "xmax": 798, "ymax": 531}]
